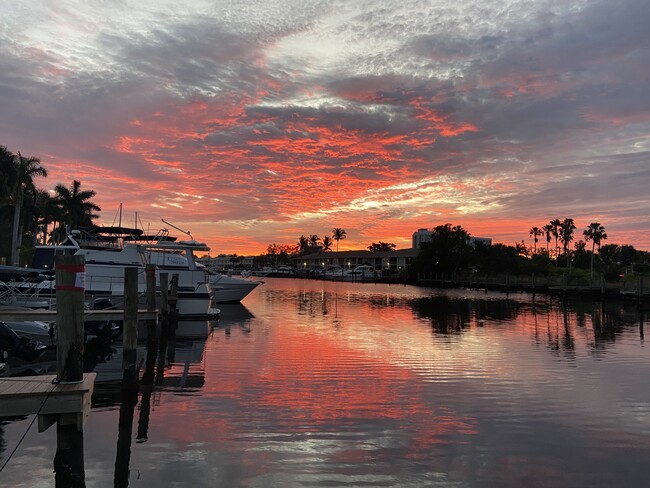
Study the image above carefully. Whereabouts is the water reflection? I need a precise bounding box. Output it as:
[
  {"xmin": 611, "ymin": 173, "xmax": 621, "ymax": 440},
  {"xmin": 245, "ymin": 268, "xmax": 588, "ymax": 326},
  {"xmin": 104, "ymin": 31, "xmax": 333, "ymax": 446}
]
[{"xmin": 1, "ymin": 280, "xmax": 649, "ymax": 488}]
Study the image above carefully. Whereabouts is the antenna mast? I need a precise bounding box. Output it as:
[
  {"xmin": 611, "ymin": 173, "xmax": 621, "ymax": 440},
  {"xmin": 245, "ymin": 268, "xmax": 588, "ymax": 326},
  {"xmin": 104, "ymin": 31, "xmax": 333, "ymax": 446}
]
[{"xmin": 161, "ymin": 219, "xmax": 193, "ymax": 239}]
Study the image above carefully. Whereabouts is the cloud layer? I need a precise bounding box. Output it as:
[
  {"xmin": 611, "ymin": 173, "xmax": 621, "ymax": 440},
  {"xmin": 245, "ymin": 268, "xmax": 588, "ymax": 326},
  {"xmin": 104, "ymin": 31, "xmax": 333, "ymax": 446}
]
[{"xmin": 2, "ymin": 0, "xmax": 649, "ymax": 253}]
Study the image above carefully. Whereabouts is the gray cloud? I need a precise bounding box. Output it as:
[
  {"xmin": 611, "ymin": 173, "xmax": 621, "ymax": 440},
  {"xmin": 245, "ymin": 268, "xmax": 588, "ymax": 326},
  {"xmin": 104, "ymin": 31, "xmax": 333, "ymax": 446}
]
[{"xmin": 1, "ymin": 0, "xmax": 649, "ymax": 250}]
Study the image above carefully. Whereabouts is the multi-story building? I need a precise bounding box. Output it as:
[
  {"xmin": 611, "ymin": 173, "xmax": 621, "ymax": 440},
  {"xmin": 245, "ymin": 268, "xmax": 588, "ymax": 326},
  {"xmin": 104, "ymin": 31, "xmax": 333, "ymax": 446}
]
[
  {"xmin": 292, "ymin": 248, "xmax": 418, "ymax": 276},
  {"xmin": 411, "ymin": 228, "xmax": 492, "ymax": 248}
]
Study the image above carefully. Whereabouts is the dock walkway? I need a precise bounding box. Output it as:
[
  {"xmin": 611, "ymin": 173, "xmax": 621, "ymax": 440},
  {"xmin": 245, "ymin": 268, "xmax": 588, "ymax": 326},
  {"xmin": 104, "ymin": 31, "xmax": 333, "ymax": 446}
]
[{"xmin": 0, "ymin": 373, "xmax": 96, "ymax": 431}]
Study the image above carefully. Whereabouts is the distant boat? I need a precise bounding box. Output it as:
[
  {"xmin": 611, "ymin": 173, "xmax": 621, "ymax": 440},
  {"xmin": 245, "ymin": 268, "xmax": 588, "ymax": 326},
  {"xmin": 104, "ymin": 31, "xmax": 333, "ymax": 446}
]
[
  {"xmin": 322, "ymin": 265, "xmax": 344, "ymax": 280},
  {"xmin": 256, "ymin": 265, "xmax": 295, "ymax": 278},
  {"xmin": 339, "ymin": 265, "xmax": 377, "ymax": 282}
]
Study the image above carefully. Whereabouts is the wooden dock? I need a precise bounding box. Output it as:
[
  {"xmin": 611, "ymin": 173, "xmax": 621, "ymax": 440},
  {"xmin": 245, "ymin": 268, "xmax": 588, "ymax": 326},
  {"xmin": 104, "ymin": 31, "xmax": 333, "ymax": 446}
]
[{"xmin": 0, "ymin": 373, "xmax": 96, "ymax": 432}]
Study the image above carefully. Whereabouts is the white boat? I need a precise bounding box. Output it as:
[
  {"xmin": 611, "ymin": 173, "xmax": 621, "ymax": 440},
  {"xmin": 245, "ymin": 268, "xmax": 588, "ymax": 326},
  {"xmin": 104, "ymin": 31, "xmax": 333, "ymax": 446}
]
[
  {"xmin": 4, "ymin": 231, "xmax": 213, "ymax": 321},
  {"xmin": 76, "ymin": 239, "xmax": 213, "ymax": 320},
  {"xmin": 322, "ymin": 265, "xmax": 344, "ymax": 280},
  {"xmin": 207, "ymin": 273, "xmax": 262, "ymax": 303},
  {"xmin": 339, "ymin": 265, "xmax": 377, "ymax": 282}
]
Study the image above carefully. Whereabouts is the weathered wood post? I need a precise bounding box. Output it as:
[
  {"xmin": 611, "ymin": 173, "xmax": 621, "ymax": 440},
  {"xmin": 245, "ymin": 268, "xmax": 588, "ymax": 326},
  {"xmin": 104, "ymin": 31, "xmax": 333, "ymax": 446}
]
[
  {"xmin": 145, "ymin": 264, "xmax": 157, "ymax": 338},
  {"xmin": 168, "ymin": 273, "xmax": 179, "ymax": 339},
  {"xmin": 159, "ymin": 273, "xmax": 169, "ymax": 337},
  {"xmin": 55, "ymin": 255, "xmax": 85, "ymax": 383},
  {"xmin": 156, "ymin": 273, "xmax": 169, "ymax": 387},
  {"xmin": 53, "ymin": 254, "xmax": 86, "ymax": 487},
  {"xmin": 122, "ymin": 267, "xmax": 138, "ymax": 372}
]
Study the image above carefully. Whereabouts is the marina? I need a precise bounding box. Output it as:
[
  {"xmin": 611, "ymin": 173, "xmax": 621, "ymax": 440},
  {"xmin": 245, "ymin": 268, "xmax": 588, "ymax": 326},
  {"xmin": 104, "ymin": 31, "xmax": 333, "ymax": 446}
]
[{"xmin": 1, "ymin": 277, "xmax": 649, "ymax": 487}]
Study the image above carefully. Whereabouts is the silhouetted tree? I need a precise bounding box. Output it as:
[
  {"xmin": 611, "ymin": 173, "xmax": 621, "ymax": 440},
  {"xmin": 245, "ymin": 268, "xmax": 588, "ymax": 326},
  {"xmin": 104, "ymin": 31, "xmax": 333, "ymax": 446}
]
[
  {"xmin": 321, "ymin": 236, "xmax": 333, "ymax": 251},
  {"xmin": 412, "ymin": 223, "xmax": 472, "ymax": 275},
  {"xmin": 53, "ymin": 180, "xmax": 101, "ymax": 241},
  {"xmin": 529, "ymin": 226, "xmax": 543, "ymax": 254},
  {"xmin": 559, "ymin": 218, "xmax": 576, "ymax": 266},
  {"xmin": 332, "ymin": 228, "xmax": 346, "ymax": 253},
  {"xmin": 549, "ymin": 218, "xmax": 561, "ymax": 262},
  {"xmin": 298, "ymin": 235, "xmax": 309, "ymax": 254},
  {"xmin": 1, "ymin": 148, "xmax": 48, "ymax": 265},
  {"xmin": 583, "ymin": 222, "xmax": 607, "ymax": 279},
  {"xmin": 543, "ymin": 223, "xmax": 554, "ymax": 256},
  {"xmin": 368, "ymin": 242, "xmax": 396, "ymax": 252}
]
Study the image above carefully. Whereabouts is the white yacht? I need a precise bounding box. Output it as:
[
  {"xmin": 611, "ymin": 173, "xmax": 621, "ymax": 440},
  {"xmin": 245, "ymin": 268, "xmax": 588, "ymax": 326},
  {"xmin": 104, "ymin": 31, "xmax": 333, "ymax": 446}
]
[
  {"xmin": 207, "ymin": 272, "xmax": 262, "ymax": 303},
  {"xmin": 76, "ymin": 239, "xmax": 214, "ymax": 320},
  {"xmin": 3, "ymin": 229, "xmax": 214, "ymax": 321}
]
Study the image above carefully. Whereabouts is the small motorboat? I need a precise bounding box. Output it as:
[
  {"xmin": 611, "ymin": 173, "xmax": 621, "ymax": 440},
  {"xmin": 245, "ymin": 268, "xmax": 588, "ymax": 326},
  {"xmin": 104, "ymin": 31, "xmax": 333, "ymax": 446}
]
[{"xmin": 0, "ymin": 321, "xmax": 53, "ymax": 364}]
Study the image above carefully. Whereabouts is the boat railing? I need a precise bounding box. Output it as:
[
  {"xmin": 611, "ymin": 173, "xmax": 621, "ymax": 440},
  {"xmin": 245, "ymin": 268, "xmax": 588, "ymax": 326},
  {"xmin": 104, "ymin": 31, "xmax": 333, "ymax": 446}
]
[{"xmin": 0, "ymin": 276, "xmax": 57, "ymax": 309}]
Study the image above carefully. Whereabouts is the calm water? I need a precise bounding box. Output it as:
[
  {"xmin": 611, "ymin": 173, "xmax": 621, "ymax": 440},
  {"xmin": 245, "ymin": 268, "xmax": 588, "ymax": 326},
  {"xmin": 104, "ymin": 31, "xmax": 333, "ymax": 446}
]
[{"xmin": 1, "ymin": 278, "xmax": 649, "ymax": 487}]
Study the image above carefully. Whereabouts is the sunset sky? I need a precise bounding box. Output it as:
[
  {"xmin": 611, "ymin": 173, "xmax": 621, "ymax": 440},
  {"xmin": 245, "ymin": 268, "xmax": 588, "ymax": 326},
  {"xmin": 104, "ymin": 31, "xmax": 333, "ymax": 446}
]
[{"xmin": 2, "ymin": 0, "xmax": 649, "ymax": 254}]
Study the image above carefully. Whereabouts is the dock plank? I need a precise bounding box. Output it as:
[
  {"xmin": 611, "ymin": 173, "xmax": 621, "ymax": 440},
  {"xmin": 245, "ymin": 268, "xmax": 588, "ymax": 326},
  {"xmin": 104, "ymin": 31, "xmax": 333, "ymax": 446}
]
[{"xmin": 0, "ymin": 373, "xmax": 96, "ymax": 419}]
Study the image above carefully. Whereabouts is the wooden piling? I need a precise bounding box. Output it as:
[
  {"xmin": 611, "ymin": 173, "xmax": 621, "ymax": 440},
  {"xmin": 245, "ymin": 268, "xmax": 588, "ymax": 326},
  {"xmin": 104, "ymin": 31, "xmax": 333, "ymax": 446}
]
[
  {"xmin": 55, "ymin": 255, "xmax": 85, "ymax": 384},
  {"xmin": 53, "ymin": 254, "xmax": 87, "ymax": 487},
  {"xmin": 122, "ymin": 267, "xmax": 138, "ymax": 371},
  {"xmin": 145, "ymin": 264, "xmax": 157, "ymax": 337},
  {"xmin": 168, "ymin": 274, "xmax": 179, "ymax": 338},
  {"xmin": 159, "ymin": 272, "xmax": 169, "ymax": 335}
]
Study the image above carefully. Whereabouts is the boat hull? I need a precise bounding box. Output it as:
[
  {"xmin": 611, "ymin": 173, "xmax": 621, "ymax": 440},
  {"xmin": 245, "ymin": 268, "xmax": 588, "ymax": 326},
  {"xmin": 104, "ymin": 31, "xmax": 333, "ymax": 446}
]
[{"xmin": 209, "ymin": 276, "xmax": 261, "ymax": 303}]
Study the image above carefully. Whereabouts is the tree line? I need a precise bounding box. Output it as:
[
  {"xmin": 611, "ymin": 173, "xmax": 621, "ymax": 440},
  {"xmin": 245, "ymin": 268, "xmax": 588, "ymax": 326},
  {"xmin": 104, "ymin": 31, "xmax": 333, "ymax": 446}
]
[
  {"xmin": 264, "ymin": 228, "xmax": 398, "ymax": 262},
  {"xmin": 412, "ymin": 222, "xmax": 648, "ymax": 282},
  {"xmin": 264, "ymin": 228, "xmax": 349, "ymax": 263},
  {"xmin": 1, "ymin": 145, "xmax": 100, "ymax": 266}
]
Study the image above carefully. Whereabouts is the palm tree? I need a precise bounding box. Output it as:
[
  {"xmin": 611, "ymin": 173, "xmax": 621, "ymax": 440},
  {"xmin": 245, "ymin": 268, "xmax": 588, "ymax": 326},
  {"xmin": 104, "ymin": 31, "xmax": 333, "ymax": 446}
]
[
  {"xmin": 559, "ymin": 218, "xmax": 576, "ymax": 266},
  {"xmin": 308, "ymin": 234, "xmax": 320, "ymax": 247},
  {"xmin": 542, "ymin": 224, "xmax": 553, "ymax": 256},
  {"xmin": 298, "ymin": 235, "xmax": 309, "ymax": 254},
  {"xmin": 529, "ymin": 226, "xmax": 543, "ymax": 254},
  {"xmin": 321, "ymin": 236, "xmax": 333, "ymax": 252},
  {"xmin": 54, "ymin": 180, "xmax": 101, "ymax": 234},
  {"xmin": 4, "ymin": 151, "xmax": 48, "ymax": 265},
  {"xmin": 33, "ymin": 189, "xmax": 62, "ymax": 244},
  {"xmin": 583, "ymin": 222, "xmax": 607, "ymax": 280},
  {"xmin": 550, "ymin": 218, "xmax": 561, "ymax": 262},
  {"xmin": 332, "ymin": 228, "xmax": 346, "ymax": 253}
]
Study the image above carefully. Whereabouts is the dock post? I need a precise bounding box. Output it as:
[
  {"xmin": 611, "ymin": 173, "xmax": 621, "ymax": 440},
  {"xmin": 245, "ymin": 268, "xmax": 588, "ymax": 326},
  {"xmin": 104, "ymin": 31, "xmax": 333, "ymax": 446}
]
[
  {"xmin": 55, "ymin": 255, "xmax": 85, "ymax": 383},
  {"xmin": 53, "ymin": 254, "xmax": 86, "ymax": 487},
  {"xmin": 122, "ymin": 267, "xmax": 138, "ymax": 373},
  {"xmin": 145, "ymin": 264, "xmax": 157, "ymax": 338},
  {"xmin": 168, "ymin": 274, "xmax": 179, "ymax": 339},
  {"xmin": 159, "ymin": 273, "xmax": 169, "ymax": 338}
]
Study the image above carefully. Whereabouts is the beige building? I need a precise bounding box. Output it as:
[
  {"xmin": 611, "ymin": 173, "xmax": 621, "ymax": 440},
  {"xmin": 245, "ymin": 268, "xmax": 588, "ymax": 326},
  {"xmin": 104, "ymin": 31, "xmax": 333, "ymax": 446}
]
[{"xmin": 292, "ymin": 248, "xmax": 418, "ymax": 275}]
